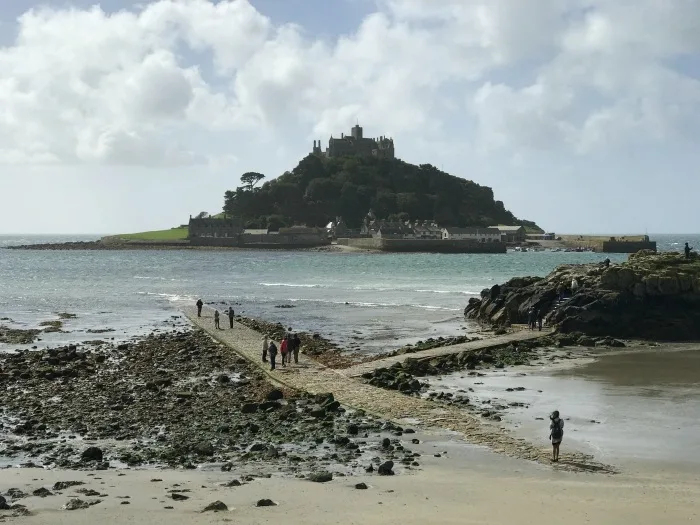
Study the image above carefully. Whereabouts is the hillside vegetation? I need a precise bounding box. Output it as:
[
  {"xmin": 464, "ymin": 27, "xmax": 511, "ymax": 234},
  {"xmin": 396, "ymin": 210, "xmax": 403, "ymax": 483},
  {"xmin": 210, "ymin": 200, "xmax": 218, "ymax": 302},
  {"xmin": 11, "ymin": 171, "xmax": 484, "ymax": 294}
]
[
  {"xmin": 107, "ymin": 227, "xmax": 189, "ymax": 241},
  {"xmin": 223, "ymin": 155, "xmax": 541, "ymax": 231}
]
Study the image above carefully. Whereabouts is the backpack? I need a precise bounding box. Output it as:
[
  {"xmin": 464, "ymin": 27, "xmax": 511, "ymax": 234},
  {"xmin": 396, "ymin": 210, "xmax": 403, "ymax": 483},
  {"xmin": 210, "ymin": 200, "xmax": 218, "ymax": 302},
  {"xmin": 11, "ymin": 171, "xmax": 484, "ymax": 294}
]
[{"xmin": 551, "ymin": 419, "xmax": 563, "ymax": 440}]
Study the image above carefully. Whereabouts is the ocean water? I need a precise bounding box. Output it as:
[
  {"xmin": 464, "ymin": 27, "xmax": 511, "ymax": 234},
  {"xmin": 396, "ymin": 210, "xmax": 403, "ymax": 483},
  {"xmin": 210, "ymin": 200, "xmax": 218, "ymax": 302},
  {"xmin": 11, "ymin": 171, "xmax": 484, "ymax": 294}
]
[{"xmin": 0, "ymin": 234, "xmax": 698, "ymax": 353}]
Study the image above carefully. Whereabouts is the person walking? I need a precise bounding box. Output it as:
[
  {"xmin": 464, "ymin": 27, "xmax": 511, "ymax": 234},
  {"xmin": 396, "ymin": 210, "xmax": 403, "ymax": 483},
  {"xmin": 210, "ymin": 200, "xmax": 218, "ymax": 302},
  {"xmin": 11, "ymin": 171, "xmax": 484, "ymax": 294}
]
[
  {"xmin": 537, "ymin": 309, "xmax": 543, "ymax": 332},
  {"xmin": 262, "ymin": 334, "xmax": 269, "ymax": 362},
  {"xmin": 227, "ymin": 306, "xmax": 235, "ymax": 328},
  {"xmin": 214, "ymin": 310, "xmax": 220, "ymax": 330},
  {"xmin": 527, "ymin": 307, "xmax": 534, "ymax": 330},
  {"xmin": 268, "ymin": 340, "xmax": 278, "ymax": 370},
  {"xmin": 280, "ymin": 335, "xmax": 289, "ymax": 367},
  {"xmin": 196, "ymin": 299, "xmax": 203, "ymax": 317},
  {"xmin": 549, "ymin": 410, "xmax": 564, "ymax": 462},
  {"xmin": 293, "ymin": 333, "xmax": 301, "ymax": 364}
]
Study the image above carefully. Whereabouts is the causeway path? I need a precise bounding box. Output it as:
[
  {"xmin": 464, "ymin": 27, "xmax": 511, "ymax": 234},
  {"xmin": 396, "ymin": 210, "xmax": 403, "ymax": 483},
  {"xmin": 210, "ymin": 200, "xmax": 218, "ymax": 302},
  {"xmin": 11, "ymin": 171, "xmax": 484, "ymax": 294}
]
[
  {"xmin": 342, "ymin": 329, "xmax": 549, "ymax": 377},
  {"xmin": 185, "ymin": 307, "xmax": 613, "ymax": 473}
]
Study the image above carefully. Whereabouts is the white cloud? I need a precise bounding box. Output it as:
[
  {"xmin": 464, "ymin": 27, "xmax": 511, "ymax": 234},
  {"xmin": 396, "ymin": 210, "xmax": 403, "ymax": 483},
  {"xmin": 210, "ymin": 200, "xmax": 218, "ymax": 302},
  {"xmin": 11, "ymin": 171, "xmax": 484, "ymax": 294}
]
[{"xmin": 0, "ymin": 0, "xmax": 699, "ymax": 169}]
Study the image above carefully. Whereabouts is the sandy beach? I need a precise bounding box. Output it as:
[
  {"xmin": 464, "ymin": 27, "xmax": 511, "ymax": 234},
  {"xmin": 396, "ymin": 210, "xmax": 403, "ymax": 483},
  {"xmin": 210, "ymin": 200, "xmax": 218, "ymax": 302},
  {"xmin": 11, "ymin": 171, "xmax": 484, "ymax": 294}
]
[{"xmin": 2, "ymin": 449, "xmax": 698, "ymax": 525}]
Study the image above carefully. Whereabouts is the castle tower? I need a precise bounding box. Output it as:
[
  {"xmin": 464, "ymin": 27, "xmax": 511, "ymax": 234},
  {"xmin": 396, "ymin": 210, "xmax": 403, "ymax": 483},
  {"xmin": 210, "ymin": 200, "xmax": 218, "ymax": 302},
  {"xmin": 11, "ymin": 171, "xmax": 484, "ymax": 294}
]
[{"xmin": 351, "ymin": 124, "xmax": 363, "ymax": 139}]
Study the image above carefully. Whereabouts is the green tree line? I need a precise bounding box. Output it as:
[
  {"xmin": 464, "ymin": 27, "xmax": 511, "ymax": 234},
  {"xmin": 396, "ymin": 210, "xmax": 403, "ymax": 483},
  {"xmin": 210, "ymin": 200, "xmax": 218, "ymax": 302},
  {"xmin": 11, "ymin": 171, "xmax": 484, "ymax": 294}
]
[{"xmin": 223, "ymin": 154, "xmax": 541, "ymax": 231}]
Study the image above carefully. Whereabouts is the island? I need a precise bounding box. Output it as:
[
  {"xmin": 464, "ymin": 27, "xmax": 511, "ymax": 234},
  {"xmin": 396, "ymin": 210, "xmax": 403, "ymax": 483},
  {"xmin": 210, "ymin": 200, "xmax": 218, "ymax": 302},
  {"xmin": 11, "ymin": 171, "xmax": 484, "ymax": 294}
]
[{"xmin": 9, "ymin": 125, "xmax": 548, "ymax": 253}]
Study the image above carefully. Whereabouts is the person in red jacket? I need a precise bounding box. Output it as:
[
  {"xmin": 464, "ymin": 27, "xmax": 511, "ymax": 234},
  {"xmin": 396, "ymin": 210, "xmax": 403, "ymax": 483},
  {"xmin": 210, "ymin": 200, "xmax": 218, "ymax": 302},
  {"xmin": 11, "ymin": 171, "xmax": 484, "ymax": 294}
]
[{"xmin": 280, "ymin": 334, "xmax": 289, "ymax": 367}]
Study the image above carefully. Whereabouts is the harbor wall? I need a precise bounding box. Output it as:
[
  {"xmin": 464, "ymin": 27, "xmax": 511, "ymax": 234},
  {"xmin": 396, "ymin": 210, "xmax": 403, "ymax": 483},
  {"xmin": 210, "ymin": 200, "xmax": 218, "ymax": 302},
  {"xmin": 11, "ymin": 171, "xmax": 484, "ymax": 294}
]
[{"xmin": 340, "ymin": 238, "xmax": 507, "ymax": 253}]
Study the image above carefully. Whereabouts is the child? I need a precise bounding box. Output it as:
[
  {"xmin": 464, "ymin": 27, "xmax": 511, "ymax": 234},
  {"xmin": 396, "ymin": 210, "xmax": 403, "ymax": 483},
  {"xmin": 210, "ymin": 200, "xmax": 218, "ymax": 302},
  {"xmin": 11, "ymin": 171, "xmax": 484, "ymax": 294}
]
[{"xmin": 549, "ymin": 410, "xmax": 564, "ymax": 462}]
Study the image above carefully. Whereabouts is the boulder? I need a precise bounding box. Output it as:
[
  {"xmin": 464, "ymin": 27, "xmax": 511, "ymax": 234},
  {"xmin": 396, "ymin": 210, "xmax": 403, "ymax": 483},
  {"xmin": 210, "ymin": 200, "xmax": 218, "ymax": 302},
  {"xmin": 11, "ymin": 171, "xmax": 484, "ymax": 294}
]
[
  {"xmin": 0, "ymin": 495, "xmax": 8, "ymax": 510},
  {"xmin": 256, "ymin": 498, "xmax": 277, "ymax": 507},
  {"xmin": 241, "ymin": 403, "xmax": 258, "ymax": 414},
  {"xmin": 193, "ymin": 441, "xmax": 215, "ymax": 456},
  {"xmin": 355, "ymin": 482, "xmax": 368, "ymax": 490},
  {"xmin": 378, "ymin": 461, "xmax": 394, "ymax": 476},
  {"xmin": 308, "ymin": 471, "xmax": 333, "ymax": 483},
  {"xmin": 81, "ymin": 446, "xmax": 104, "ymax": 462},
  {"xmin": 202, "ymin": 501, "xmax": 228, "ymax": 512},
  {"xmin": 266, "ymin": 389, "xmax": 284, "ymax": 401}
]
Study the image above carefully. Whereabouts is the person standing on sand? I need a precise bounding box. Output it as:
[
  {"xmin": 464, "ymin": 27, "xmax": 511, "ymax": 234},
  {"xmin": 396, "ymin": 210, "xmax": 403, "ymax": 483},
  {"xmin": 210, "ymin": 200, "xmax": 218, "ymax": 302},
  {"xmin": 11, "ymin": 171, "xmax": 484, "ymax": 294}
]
[
  {"xmin": 549, "ymin": 410, "xmax": 564, "ymax": 462},
  {"xmin": 262, "ymin": 335, "xmax": 269, "ymax": 362},
  {"xmin": 293, "ymin": 333, "xmax": 301, "ymax": 364},
  {"xmin": 527, "ymin": 307, "xmax": 534, "ymax": 330},
  {"xmin": 227, "ymin": 307, "xmax": 235, "ymax": 328},
  {"xmin": 214, "ymin": 310, "xmax": 220, "ymax": 330},
  {"xmin": 280, "ymin": 335, "xmax": 289, "ymax": 367},
  {"xmin": 537, "ymin": 309, "xmax": 543, "ymax": 331},
  {"xmin": 268, "ymin": 340, "xmax": 278, "ymax": 370},
  {"xmin": 196, "ymin": 299, "xmax": 203, "ymax": 317}
]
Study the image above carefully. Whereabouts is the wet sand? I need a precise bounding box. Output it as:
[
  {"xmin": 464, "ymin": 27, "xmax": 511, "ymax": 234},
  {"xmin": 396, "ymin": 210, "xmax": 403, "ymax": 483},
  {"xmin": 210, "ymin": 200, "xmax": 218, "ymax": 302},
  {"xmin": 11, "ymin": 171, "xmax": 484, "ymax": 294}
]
[
  {"xmin": 1, "ymin": 443, "xmax": 698, "ymax": 525},
  {"xmin": 425, "ymin": 344, "xmax": 700, "ymax": 472}
]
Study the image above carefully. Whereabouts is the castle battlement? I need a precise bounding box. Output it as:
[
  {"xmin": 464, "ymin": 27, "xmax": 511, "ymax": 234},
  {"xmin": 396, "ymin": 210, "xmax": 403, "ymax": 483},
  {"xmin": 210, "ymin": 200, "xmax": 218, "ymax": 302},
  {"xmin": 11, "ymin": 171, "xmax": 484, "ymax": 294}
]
[{"xmin": 312, "ymin": 125, "xmax": 394, "ymax": 159}]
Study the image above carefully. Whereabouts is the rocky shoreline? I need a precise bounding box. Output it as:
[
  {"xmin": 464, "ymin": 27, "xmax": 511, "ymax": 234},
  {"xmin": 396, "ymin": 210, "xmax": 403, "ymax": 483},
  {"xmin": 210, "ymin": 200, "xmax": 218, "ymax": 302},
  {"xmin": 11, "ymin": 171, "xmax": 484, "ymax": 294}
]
[
  {"xmin": 0, "ymin": 329, "xmax": 416, "ymax": 477},
  {"xmin": 360, "ymin": 332, "xmax": 631, "ymax": 421},
  {"xmin": 464, "ymin": 251, "xmax": 700, "ymax": 340}
]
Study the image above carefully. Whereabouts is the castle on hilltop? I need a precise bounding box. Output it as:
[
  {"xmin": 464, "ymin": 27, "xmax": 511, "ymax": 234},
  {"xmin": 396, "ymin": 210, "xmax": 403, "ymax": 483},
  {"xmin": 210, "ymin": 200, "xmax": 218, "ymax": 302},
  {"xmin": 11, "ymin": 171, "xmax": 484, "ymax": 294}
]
[{"xmin": 312, "ymin": 125, "xmax": 394, "ymax": 159}]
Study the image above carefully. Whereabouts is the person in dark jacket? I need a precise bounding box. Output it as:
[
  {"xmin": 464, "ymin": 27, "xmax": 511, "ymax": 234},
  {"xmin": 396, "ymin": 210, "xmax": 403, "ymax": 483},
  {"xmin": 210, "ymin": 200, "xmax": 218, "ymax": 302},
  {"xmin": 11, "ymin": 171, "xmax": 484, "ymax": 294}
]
[
  {"xmin": 227, "ymin": 307, "xmax": 235, "ymax": 328},
  {"xmin": 196, "ymin": 299, "xmax": 203, "ymax": 317},
  {"xmin": 293, "ymin": 333, "xmax": 301, "ymax": 364},
  {"xmin": 268, "ymin": 341, "xmax": 278, "ymax": 370},
  {"xmin": 214, "ymin": 310, "xmax": 220, "ymax": 330}
]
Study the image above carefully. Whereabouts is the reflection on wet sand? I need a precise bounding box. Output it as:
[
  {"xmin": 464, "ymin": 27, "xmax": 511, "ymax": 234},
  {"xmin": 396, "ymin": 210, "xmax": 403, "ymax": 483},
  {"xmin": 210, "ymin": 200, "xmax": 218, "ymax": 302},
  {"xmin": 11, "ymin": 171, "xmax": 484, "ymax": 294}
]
[{"xmin": 425, "ymin": 344, "xmax": 700, "ymax": 471}]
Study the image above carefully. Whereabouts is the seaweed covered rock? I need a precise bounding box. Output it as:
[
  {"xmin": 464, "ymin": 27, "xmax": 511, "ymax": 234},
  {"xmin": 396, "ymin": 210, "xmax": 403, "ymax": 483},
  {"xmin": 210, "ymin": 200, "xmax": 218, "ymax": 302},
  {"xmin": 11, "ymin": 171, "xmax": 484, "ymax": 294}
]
[{"xmin": 464, "ymin": 251, "xmax": 700, "ymax": 340}]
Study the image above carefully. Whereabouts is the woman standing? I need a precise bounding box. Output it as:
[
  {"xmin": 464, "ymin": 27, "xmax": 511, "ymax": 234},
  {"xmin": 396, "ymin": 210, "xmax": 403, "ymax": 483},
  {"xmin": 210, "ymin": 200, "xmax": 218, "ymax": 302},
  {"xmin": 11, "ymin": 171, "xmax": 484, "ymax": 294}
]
[
  {"xmin": 549, "ymin": 410, "xmax": 564, "ymax": 462},
  {"xmin": 280, "ymin": 335, "xmax": 289, "ymax": 367}
]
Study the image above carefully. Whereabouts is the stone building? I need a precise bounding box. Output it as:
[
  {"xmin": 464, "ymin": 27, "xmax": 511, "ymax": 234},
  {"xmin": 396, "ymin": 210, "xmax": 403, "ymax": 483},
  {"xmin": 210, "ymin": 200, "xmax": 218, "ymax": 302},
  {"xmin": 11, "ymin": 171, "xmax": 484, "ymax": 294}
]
[
  {"xmin": 188, "ymin": 216, "xmax": 243, "ymax": 238},
  {"xmin": 490, "ymin": 225, "xmax": 526, "ymax": 243},
  {"xmin": 312, "ymin": 125, "xmax": 394, "ymax": 159},
  {"xmin": 442, "ymin": 227, "xmax": 501, "ymax": 242}
]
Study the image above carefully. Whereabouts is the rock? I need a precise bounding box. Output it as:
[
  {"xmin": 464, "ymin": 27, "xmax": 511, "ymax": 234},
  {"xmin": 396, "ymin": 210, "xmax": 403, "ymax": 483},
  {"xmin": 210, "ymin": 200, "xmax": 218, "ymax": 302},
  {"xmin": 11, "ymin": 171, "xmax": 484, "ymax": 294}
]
[
  {"xmin": 5, "ymin": 488, "xmax": 27, "ymax": 500},
  {"xmin": 266, "ymin": 389, "xmax": 284, "ymax": 401},
  {"xmin": 223, "ymin": 480, "xmax": 241, "ymax": 487},
  {"xmin": 309, "ymin": 405, "xmax": 326, "ymax": 418},
  {"xmin": 308, "ymin": 471, "xmax": 333, "ymax": 483},
  {"xmin": 378, "ymin": 461, "xmax": 394, "ymax": 476},
  {"xmin": 355, "ymin": 483, "xmax": 368, "ymax": 490},
  {"xmin": 81, "ymin": 446, "xmax": 104, "ymax": 462},
  {"xmin": 0, "ymin": 496, "xmax": 8, "ymax": 510},
  {"xmin": 62, "ymin": 498, "xmax": 98, "ymax": 510},
  {"xmin": 241, "ymin": 403, "xmax": 259, "ymax": 414},
  {"xmin": 258, "ymin": 401, "xmax": 281, "ymax": 411},
  {"xmin": 77, "ymin": 489, "xmax": 101, "ymax": 497},
  {"xmin": 169, "ymin": 493, "xmax": 189, "ymax": 501},
  {"xmin": 202, "ymin": 501, "xmax": 228, "ymax": 512},
  {"xmin": 256, "ymin": 498, "xmax": 277, "ymax": 507},
  {"xmin": 347, "ymin": 424, "xmax": 359, "ymax": 435},
  {"xmin": 381, "ymin": 438, "xmax": 391, "ymax": 449},
  {"xmin": 193, "ymin": 441, "xmax": 215, "ymax": 456},
  {"xmin": 32, "ymin": 488, "xmax": 53, "ymax": 498},
  {"xmin": 464, "ymin": 251, "xmax": 700, "ymax": 341},
  {"xmin": 53, "ymin": 481, "xmax": 84, "ymax": 491}
]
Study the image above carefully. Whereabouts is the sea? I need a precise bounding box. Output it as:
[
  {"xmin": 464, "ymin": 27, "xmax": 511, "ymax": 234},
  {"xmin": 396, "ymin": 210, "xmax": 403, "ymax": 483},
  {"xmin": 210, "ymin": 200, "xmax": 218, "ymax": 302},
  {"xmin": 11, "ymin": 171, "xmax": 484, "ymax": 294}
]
[
  {"xmin": 0, "ymin": 234, "xmax": 697, "ymax": 353},
  {"xmin": 1, "ymin": 233, "xmax": 699, "ymax": 470}
]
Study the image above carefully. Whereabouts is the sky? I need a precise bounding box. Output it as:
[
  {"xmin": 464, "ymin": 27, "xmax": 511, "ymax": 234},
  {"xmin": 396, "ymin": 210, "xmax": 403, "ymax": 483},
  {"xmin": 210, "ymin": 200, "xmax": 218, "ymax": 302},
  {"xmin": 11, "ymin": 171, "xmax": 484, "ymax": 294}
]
[{"xmin": 1, "ymin": 0, "xmax": 700, "ymax": 235}]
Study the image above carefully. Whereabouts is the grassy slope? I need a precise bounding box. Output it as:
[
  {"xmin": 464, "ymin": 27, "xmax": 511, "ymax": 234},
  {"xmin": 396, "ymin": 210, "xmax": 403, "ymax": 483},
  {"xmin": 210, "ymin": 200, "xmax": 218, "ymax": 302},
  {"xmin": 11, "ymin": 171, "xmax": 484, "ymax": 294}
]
[{"xmin": 108, "ymin": 227, "xmax": 189, "ymax": 241}]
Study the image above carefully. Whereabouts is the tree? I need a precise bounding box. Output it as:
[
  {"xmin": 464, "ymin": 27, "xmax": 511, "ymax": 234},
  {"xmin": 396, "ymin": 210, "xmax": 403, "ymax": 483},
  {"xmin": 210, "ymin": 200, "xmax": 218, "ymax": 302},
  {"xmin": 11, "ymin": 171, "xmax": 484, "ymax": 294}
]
[
  {"xmin": 240, "ymin": 172, "xmax": 265, "ymax": 191},
  {"xmin": 219, "ymin": 154, "xmax": 540, "ymax": 231},
  {"xmin": 195, "ymin": 211, "xmax": 209, "ymax": 219}
]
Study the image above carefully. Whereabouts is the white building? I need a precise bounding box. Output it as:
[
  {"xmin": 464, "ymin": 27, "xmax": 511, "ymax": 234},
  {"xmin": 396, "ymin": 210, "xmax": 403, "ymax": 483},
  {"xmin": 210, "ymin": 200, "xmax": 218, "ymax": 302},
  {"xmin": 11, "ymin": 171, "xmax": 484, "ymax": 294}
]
[{"xmin": 442, "ymin": 227, "xmax": 501, "ymax": 242}]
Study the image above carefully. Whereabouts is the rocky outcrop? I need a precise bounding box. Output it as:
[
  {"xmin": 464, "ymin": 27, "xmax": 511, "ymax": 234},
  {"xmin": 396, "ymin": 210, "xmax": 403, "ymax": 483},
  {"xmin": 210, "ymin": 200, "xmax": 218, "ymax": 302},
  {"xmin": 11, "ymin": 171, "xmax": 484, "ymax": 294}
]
[{"xmin": 464, "ymin": 251, "xmax": 700, "ymax": 340}]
